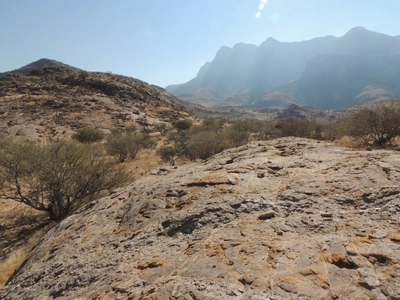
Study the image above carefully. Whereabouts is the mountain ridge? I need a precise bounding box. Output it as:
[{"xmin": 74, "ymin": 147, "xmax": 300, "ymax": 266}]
[{"xmin": 167, "ymin": 27, "xmax": 400, "ymax": 109}]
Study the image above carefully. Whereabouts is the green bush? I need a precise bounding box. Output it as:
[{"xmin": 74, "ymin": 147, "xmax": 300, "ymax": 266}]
[
  {"xmin": 72, "ymin": 127, "xmax": 105, "ymax": 143},
  {"xmin": 157, "ymin": 146, "xmax": 179, "ymax": 164},
  {"xmin": 154, "ymin": 123, "xmax": 168, "ymax": 136},
  {"xmin": 172, "ymin": 119, "xmax": 192, "ymax": 131},
  {"xmin": 0, "ymin": 140, "xmax": 127, "ymax": 221}
]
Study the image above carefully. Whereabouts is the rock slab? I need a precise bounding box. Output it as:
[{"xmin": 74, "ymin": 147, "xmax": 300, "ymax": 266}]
[{"xmin": 2, "ymin": 137, "xmax": 400, "ymax": 299}]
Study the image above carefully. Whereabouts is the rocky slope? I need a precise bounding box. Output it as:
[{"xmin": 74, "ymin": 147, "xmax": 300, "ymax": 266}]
[
  {"xmin": 2, "ymin": 137, "xmax": 400, "ymax": 299},
  {"xmin": 0, "ymin": 60, "xmax": 189, "ymax": 141}
]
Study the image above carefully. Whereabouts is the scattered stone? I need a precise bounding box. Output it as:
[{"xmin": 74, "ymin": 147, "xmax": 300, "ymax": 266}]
[
  {"xmin": 320, "ymin": 212, "xmax": 333, "ymax": 218},
  {"xmin": 258, "ymin": 211, "xmax": 276, "ymax": 220}
]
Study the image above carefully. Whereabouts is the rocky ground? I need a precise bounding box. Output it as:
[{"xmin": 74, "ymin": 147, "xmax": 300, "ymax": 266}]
[{"xmin": 1, "ymin": 137, "xmax": 400, "ymax": 299}]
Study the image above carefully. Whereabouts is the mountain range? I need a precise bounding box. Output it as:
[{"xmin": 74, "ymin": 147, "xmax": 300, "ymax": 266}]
[{"xmin": 166, "ymin": 27, "xmax": 400, "ymax": 109}]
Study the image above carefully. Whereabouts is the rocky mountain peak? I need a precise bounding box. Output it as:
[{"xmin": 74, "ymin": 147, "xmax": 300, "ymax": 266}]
[
  {"xmin": 344, "ymin": 26, "xmax": 370, "ymax": 36},
  {"xmin": 9, "ymin": 58, "xmax": 80, "ymax": 75}
]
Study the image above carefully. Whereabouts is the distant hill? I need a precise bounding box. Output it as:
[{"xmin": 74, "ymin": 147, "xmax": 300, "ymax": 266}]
[
  {"xmin": 0, "ymin": 59, "xmax": 190, "ymax": 141},
  {"xmin": 0, "ymin": 58, "xmax": 81, "ymax": 77},
  {"xmin": 167, "ymin": 27, "xmax": 400, "ymax": 109}
]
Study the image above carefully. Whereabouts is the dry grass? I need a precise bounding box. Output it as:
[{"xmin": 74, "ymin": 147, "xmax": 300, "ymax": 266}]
[
  {"xmin": 0, "ymin": 200, "xmax": 51, "ymax": 288},
  {"xmin": 336, "ymin": 136, "xmax": 362, "ymax": 149},
  {"xmin": 337, "ymin": 135, "xmax": 400, "ymax": 150},
  {"xmin": 0, "ymin": 231, "xmax": 45, "ymax": 286}
]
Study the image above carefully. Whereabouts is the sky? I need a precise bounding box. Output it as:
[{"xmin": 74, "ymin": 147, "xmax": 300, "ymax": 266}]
[{"xmin": 1, "ymin": 0, "xmax": 400, "ymax": 87}]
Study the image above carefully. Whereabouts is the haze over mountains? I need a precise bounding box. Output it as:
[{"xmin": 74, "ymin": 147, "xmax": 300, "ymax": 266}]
[{"xmin": 166, "ymin": 27, "xmax": 400, "ymax": 109}]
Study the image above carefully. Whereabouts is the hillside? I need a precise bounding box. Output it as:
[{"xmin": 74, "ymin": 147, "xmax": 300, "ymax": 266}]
[
  {"xmin": 168, "ymin": 27, "xmax": 400, "ymax": 109},
  {"xmin": 0, "ymin": 59, "xmax": 190, "ymax": 141},
  {"xmin": 1, "ymin": 137, "xmax": 400, "ymax": 299}
]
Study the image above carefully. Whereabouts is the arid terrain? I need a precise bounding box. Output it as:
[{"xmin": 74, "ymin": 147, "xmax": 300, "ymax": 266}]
[
  {"xmin": 1, "ymin": 137, "xmax": 400, "ymax": 299},
  {"xmin": 1, "ymin": 61, "xmax": 400, "ymax": 299},
  {"xmin": 0, "ymin": 60, "xmax": 192, "ymax": 289},
  {"xmin": 0, "ymin": 60, "xmax": 190, "ymax": 142}
]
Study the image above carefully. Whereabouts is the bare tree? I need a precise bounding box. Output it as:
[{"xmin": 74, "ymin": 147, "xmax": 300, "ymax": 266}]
[{"xmin": 345, "ymin": 99, "xmax": 400, "ymax": 146}]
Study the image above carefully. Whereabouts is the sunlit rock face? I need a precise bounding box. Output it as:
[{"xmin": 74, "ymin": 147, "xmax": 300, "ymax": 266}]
[{"xmin": 2, "ymin": 137, "xmax": 400, "ymax": 299}]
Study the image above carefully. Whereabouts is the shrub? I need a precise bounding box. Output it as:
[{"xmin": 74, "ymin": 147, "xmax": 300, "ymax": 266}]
[
  {"xmin": 157, "ymin": 146, "xmax": 179, "ymax": 164},
  {"xmin": 224, "ymin": 128, "xmax": 250, "ymax": 148},
  {"xmin": 259, "ymin": 122, "xmax": 281, "ymax": 140},
  {"xmin": 186, "ymin": 131, "xmax": 225, "ymax": 161},
  {"xmin": 275, "ymin": 118, "xmax": 312, "ymax": 138},
  {"xmin": 172, "ymin": 119, "xmax": 192, "ymax": 131},
  {"xmin": 167, "ymin": 130, "xmax": 192, "ymax": 154},
  {"xmin": 310, "ymin": 121, "xmax": 341, "ymax": 141},
  {"xmin": 78, "ymin": 71, "xmax": 89, "ymax": 80},
  {"xmin": 231, "ymin": 120, "xmax": 255, "ymax": 133},
  {"xmin": 0, "ymin": 140, "xmax": 127, "ymax": 221},
  {"xmin": 344, "ymin": 99, "xmax": 400, "ymax": 146},
  {"xmin": 105, "ymin": 131, "xmax": 152, "ymax": 162},
  {"xmin": 202, "ymin": 118, "xmax": 225, "ymax": 132},
  {"xmin": 72, "ymin": 127, "xmax": 104, "ymax": 143},
  {"xmin": 154, "ymin": 123, "xmax": 168, "ymax": 136}
]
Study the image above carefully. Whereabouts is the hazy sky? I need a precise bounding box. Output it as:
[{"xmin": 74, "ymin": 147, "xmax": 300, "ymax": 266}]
[{"xmin": 1, "ymin": 0, "xmax": 400, "ymax": 87}]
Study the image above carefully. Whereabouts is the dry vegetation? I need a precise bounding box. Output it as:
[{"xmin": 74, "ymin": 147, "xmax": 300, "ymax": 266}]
[
  {"xmin": 1, "ymin": 102, "xmax": 399, "ymax": 286},
  {"xmin": 0, "ymin": 200, "xmax": 50, "ymax": 286}
]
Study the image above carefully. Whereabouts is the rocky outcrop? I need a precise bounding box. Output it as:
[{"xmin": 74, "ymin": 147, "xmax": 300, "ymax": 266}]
[{"xmin": 2, "ymin": 137, "xmax": 400, "ymax": 299}]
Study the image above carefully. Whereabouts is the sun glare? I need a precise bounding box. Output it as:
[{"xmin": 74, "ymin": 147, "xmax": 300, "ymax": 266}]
[{"xmin": 256, "ymin": 0, "xmax": 268, "ymax": 19}]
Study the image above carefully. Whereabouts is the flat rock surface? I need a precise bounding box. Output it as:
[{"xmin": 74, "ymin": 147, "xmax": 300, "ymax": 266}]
[{"xmin": 2, "ymin": 137, "xmax": 400, "ymax": 299}]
